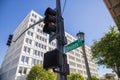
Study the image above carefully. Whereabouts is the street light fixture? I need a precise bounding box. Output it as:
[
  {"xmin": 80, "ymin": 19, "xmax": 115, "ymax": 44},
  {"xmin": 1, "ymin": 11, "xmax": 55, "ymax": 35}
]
[
  {"xmin": 76, "ymin": 32, "xmax": 84, "ymax": 42},
  {"xmin": 76, "ymin": 31, "xmax": 92, "ymax": 80}
]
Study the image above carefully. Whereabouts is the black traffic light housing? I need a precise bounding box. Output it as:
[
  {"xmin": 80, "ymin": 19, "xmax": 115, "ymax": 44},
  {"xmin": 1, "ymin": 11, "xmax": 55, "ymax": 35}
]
[
  {"xmin": 44, "ymin": 7, "xmax": 56, "ymax": 16},
  {"xmin": 43, "ymin": 49, "xmax": 62, "ymax": 70},
  {"xmin": 43, "ymin": 7, "xmax": 57, "ymax": 35},
  {"xmin": 6, "ymin": 34, "xmax": 13, "ymax": 46},
  {"xmin": 43, "ymin": 23, "xmax": 56, "ymax": 34},
  {"xmin": 43, "ymin": 49, "xmax": 70, "ymax": 75}
]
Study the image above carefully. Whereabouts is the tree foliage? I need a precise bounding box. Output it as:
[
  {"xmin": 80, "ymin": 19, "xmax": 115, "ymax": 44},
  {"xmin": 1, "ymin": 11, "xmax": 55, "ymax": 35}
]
[
  {"xmin": 91, "ymin": 76, "xmax": 99, "ymax": 80},
  {"xmin": 67, "ymin": 73, "xmax": 84, "ymax": 80},
  {"xmin": 104, "ymin": 73, "xmax": 115, "ymax": 80},
  {"xmin": 91, "ymin": 27, "xmax": 120, "ymax": 78},
  {"xmin": 87, "ymin": 76, "xmax": 99, "ymax": 80},
  {"xmin": 26, "ymin": 64, "xmax": 56, "ymax": 80}
]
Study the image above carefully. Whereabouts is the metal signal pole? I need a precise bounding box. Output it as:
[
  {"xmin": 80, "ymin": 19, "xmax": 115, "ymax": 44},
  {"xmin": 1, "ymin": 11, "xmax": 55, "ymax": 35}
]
[{"xmin": 56, "ymin": 0, "xmax": 67, "ymax": 80}]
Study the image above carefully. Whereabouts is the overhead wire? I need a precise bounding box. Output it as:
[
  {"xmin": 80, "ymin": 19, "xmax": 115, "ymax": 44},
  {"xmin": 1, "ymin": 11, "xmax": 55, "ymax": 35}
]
[{"xmin": 62, "ymin": 0, "xmax": 67, "ymax": 15}]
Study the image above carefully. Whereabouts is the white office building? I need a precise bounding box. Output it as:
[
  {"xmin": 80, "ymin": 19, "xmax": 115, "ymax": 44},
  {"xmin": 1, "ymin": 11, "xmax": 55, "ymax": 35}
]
[{"xmin": 0, "ymin": 10, "xmax": 98, "ymax": 80}]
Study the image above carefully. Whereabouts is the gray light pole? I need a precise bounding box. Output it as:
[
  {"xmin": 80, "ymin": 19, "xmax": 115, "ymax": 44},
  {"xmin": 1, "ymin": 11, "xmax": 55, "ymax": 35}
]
[{"xmin": 76, "ymin": 31, "xmax": 92, "ymax": 80}]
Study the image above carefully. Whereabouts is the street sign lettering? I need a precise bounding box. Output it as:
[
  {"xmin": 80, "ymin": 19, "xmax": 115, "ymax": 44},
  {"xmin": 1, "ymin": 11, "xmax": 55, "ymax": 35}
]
[{"xmin": 64, "ymin": 38, "xmax": 83, "ymax": 53}]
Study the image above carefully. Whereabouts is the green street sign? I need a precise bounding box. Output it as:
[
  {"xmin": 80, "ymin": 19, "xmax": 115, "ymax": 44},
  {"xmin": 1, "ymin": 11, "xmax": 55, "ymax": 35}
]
[{"xmin": 64, "ymin": 38, "xmax": 83, "ymax": 53}]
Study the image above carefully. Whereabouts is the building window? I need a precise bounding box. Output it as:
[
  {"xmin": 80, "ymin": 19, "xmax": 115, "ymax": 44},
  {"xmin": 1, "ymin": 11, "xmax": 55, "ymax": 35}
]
[
  {"xmin": 33, "ymin": 50, "xmax": 37, "ymax": 56},
  {"xmin": 76, "ymin": 58, "xmax": 81, "ymax": 63},
  {"xmin": 32, "ymin": 59, "xmax": 40, "ymax": 65},
  {"xmin": 18, "ymin": 66, "xmax": 27, "ymax": 74},
  {"xmin": 70, "ymin": 68, "xmax": 76, "ymax": 73},
  {"xmin": 36, "ymin": 35, "xmax": 39, "ymax": 39},
  {"xmin": 44, "ymin": 39, "xmax": 47, "ymax": 42},
  {"xmin": 50, "ymin": 42, "xmax": 56, "ymax": 46},
  {"xmin": 41, "ymin": 52, "xmax": 44, "ymax": 57},
  {"xmin": 42, "ymin": 37, "xmax": 44, "ymax": 41},
  {"xmin": 77, "ymin": 64, "xmax": 82, "ymax": 68},
  {"xmin": 69, "ymin": 61, "xmax": 76, "ymax": 67},
  {"xmin": 31, "ymin": 18, "xmax": 34, "ymax": 22},
  {"xmin": 32, "ymin": 13, "xmax": 34, "ymax": 17},
  {"xmin": 34, "ymin": 15, "xmax": 37, "ymax": 18},
  {"xmin": 37, "ymin": 28, "xmax": 42, "ymax": 33},
  {"xmin": 35, "ymin": 42, "xmax": 38, "ymax": 47},
  {"xmin": 35, "ymin": 42, "xmax": 41, "ymax": 48},
  {"xmin": 25, "ymin": 57, "xmax": 29, "ymax": 64},
  {"xmin": 33, "ymin": 50, "xmax": 41, "ymax": 57},
  {"xmin": 29, "ymin": 24, "xmax": 34, "ymax": 30},
  {"xmin": 21, "ymin": 56, "xmax": 29, "ymax": 64},
  {"xmin": 30, "ymin": 40, "xmax": 32, "ymax": 44},
  {"xmin": 42, "ymin": 45, "xmax": 44, "ymax": 49},
  {"xmin": 40, "ymin": 36, "xmax": 42, "ymax": 40},
  {"xmin": 49, "ymin": 47, "xmax": 53, "ymax": 51},
  {"xmin": 75, "ymin": 53, "xmax": 80, "ymax": 57},
  {"xmin": 24, "ymin": 46, "xmax": 27, "ymax": 52},
  {"xmin": 38, "ymin": 23, "xmax": 44, "ymax": 28},
  {"xmin": 37, "ymin": 28, "xmax": 47, "ymax": 36},
  {"xmin": 21, "ymin": 56, "xmax": 25, "ymax": 63},
  {"xmin": 18, "ymin": 67, "xmax": 23, "ymax": 74},
  {"xmin": 43, "ymin": 32, "xmax": 47, "ymax": 36},
  {"xmin": 32, "ymin": 13, "xmax": 37, "ymax": 18},
  {"xmin": 69, "ymin": 55, "xmax": 75, "ymax": 61},
  {"xmin": 23, "ymin": 46, "xmax": 31, "ymax": 54},
  {"xmin": 44, "ymin": 45, "xmax": 46, "ymax": 50},
  {"xmin": 41, "ymin": 44, "xmax": 46, "ymax": 50},
  {"xmin": 38, "ymin": 23, "xmax": 41, "ymax": 27},
  {"xmin": 33, "ymin": 59, "xmax": 36, "ymax": 64},
  {"xmin": 41, "ymin": 24, "xmax": 44, "ymax": 28},
  {"xmin": 32, "ymin": 59, "xmax": 35, "ymax": 65},
  {"xmin": 33, "ymin": 20, "xmax": 36, "ymax": 23},
  {"xmin": 25, "ymin": 38, "xmax": 28, "ymax": 43},
  {"xmin": 27, "ymin": 31, "xmax": 33, "ymax": 37},
  {"xmin": 23, "ymin": 67, "xmax": 27, "ymax": 74},
  {"xmin": 25, "ymin": 38, "xmax": 32, "ymax": 45},
  {"xmin": 37, "ymin": 60, "xmax": 39, "ymax": 64},
  {"xmin": 36, "ymin": 35, "xmax": 47, "ymax": 42},
  {"xmin": 38, "ymin": 51, "xmax": 40, "ymax": 57},
  {"xmin": 30, "ymin": 18, "xmax": 36, "ymax": 23},
  {"xmin": 28, "ymin": 48, "xmax": 30, "ymax": 53}
]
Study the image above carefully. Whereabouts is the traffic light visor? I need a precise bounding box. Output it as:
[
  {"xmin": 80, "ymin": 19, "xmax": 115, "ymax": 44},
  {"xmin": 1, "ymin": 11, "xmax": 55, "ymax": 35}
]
[{"xmin": 45, "ymin": 7, "xmax": 56, "ymax": 16}]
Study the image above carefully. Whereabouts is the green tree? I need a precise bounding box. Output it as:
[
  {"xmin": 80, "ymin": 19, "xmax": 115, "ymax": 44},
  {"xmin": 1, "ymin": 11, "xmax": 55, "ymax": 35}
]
[
  {"xmin": 26, "ymin": 64, "xmax": 56, "ymax": 80},
  {"xmin": 104, "ymin": 73, "xmax": 115, "ymax": 80},
  {"xmin": 87, "ymin": 76, "xmax": 99, "ymax": 80},
  {"xmin": 67, "ymin": 73, "xmax": 84, "ymax": 80},
  {"xmin": 91, "ymin": 27, "xmax": 120, "ymax": 78}
]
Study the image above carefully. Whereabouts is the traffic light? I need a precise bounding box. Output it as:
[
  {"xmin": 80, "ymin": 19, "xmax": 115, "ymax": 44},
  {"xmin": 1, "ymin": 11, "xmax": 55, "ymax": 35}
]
[
  {"xmin": 6, "ymin": 34, "xmax": 13, "ymax": 46},
  {"xmin": 43, "ymin": 7, "xmax": 57, "ymax": 39},
  {"xmin": 43, "ymin": 49, "xmax": 62, "ymax": 70}
]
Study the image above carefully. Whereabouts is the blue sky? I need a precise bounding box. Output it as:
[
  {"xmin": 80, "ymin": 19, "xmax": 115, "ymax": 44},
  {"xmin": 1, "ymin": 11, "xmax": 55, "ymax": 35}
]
[{"xmin": 0, "ymin": 0, "xmax": 116, "ymax": 77}]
